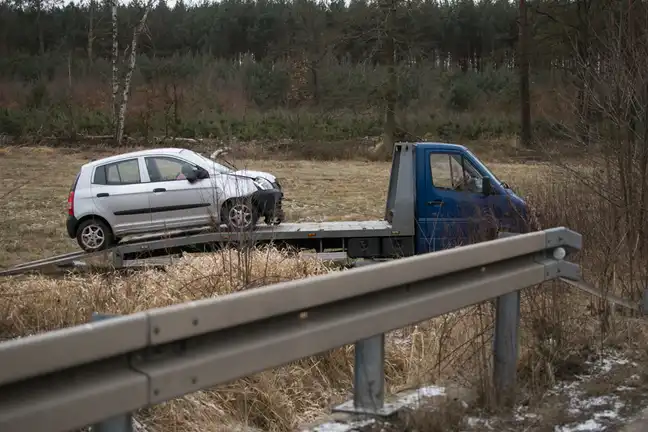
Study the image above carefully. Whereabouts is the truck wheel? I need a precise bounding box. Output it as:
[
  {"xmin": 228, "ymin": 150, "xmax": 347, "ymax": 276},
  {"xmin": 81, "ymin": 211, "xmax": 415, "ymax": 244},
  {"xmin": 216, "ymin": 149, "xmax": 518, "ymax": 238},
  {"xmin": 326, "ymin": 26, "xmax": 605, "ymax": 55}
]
[
  {"xmin": 76, "ymin": 219, "xmax": 114, "ymax": 252},
  {"xmin": 223, "ymin": 199, "xmax": 258, "ymax": 231}
]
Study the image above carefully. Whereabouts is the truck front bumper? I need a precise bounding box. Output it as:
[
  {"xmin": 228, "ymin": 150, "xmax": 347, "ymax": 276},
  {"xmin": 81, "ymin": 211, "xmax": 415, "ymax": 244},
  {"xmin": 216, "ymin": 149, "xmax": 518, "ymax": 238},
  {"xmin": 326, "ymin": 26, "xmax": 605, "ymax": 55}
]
[{"xmin": 251, "ymin": 189, "xmax": 285, "ymax": 224}]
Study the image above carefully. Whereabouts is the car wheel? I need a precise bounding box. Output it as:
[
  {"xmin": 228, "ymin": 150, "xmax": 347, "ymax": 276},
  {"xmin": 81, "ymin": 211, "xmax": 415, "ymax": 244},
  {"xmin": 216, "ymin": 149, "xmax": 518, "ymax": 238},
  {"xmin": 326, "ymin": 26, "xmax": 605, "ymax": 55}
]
[
  {"xmin": 76, "ymin": 219, "xmax": 114, "ymax": 252},
  {"xmin": 224, "ymin": 199, "xmax": 258, "ymax": 231}
]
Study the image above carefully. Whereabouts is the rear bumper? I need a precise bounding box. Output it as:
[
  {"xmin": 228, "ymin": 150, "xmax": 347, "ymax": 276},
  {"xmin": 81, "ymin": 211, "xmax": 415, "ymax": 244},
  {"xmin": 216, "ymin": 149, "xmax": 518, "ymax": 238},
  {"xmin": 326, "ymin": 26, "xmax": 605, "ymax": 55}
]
[
  {"xmin": 66, "ymin": 215, "xmax": 78, "ymax": 238},
  {"xmin": 251, "ymin": 189, "xmax": 285, "ymax": 222}
]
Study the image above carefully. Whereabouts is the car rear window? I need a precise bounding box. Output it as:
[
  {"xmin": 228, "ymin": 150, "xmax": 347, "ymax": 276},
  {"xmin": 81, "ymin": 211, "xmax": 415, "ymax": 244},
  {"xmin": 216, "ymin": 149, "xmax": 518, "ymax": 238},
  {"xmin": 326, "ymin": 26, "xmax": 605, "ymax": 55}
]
[
  {"xmin": 93, "ymin": 166, "xmax": 106, "ymax": 185},
  {"xmin": 93, "ymin": 159, "xmax": 141, "ymax": 185}
]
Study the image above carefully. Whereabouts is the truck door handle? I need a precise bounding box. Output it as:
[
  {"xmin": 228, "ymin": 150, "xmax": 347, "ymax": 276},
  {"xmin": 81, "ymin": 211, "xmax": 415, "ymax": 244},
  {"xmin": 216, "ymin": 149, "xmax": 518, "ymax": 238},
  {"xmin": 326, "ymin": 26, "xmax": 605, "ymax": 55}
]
[
  {"xmin": 96, "ymin": 193, "xmax": 109, "ymax": 197},
  {"xmin": 427, "ymin": 200, "xmax": 443, "ymax": 206},
  {"xmin": 153, "ymin": 188, "xmax": 166, "ymax": 193}
]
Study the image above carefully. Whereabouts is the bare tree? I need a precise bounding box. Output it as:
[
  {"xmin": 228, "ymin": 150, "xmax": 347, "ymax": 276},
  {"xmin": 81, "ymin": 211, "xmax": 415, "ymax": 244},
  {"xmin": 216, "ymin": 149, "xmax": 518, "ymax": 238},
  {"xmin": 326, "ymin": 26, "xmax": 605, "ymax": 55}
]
[
  {"xmin": 111, "ymin": 0, "xmax": 118, "ymax": 131},
  {"xmin": 382, "ymin": 0, "xmax": 396, "ymax": 156},
  {"xmin": 547, "ymin": 0, "xmax": 648, "ymax": 303},
  {"xmin": 87, "ymin": 0, "xmax": 95, "ymax": 63},
  {"xmin": 111, "ymin": 0, "xmax": 154, "ymax": 145},
  {"xmin": 518, "ymin": 0, "xmax": 532, "ymax": 147}
]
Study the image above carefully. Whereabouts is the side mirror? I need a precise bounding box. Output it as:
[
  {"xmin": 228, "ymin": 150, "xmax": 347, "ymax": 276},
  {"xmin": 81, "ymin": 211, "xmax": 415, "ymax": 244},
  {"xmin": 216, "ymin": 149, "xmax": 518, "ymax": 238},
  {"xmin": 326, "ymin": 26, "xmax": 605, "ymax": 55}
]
[
  {"xmin": 482, "ymin": 176, "xmax": 493, "ymax": 196},
  {"xmin": 197, "ymin": 168, "xmax": 210, "ymax": 179},
  {"xmin": 182, "ymin": 165, "xmax": 198, "ymax": 182}
]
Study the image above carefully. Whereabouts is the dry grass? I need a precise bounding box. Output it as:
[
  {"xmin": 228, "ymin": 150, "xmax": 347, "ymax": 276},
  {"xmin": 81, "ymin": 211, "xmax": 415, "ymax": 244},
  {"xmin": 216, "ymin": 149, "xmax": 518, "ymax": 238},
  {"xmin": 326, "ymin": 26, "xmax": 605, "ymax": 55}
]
[{"xmin": 0, "ymin": 145, "xmax": 641, "ymax": 431}]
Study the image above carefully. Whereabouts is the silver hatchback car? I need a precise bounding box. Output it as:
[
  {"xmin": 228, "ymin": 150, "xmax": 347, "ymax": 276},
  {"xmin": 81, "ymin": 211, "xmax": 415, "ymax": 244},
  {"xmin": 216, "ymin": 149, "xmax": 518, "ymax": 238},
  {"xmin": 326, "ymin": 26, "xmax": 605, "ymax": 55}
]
[{"xmin": 66, "ymin": 148, "xmax": 284, "ymax": 252}]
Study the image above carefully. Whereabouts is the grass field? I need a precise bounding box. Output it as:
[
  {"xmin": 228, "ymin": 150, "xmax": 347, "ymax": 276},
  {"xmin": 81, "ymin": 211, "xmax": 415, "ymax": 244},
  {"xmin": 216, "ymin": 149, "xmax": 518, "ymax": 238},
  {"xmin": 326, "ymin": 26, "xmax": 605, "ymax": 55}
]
[{"xmin": 2, "ymin": 145, "xmax": 646, "ymax": 431}]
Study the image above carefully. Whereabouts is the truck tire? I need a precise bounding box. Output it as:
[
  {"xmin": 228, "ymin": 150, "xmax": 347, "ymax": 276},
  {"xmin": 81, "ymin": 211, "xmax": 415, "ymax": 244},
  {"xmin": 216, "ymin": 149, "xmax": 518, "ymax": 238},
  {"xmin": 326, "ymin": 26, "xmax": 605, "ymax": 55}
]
[
  {"xmin": 76, "ymin": 218, "xmax": 115, "ymax": 252},
  {"xmin": 223, "ymin": 198, "xmax": 259, "ymax": 232}
]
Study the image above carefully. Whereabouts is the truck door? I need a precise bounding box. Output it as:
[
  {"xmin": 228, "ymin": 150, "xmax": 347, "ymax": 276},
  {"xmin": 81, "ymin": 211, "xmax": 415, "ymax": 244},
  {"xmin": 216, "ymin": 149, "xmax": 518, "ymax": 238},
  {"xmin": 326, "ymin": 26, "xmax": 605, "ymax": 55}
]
[{"xmin": 415, "ymin": 148, "xmax": 500, "ymax": 253}]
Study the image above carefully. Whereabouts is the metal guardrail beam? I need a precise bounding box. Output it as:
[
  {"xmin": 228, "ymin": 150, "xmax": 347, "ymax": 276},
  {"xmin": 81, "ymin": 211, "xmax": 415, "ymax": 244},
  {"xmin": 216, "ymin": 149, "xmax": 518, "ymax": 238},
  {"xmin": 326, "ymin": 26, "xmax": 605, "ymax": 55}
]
[{"xmin": 0, "ymin": 227, "xmax": 582, "ymax": 432}]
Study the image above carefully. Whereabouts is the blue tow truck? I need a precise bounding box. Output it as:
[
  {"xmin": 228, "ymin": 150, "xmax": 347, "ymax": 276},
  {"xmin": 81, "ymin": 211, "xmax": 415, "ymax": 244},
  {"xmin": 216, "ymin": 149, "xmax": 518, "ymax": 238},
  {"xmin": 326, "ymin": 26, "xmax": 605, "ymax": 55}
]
[
  {"xmin": 107, "ymin": 141, "xmax": 530, "ymax": 261},
  {"xmin": 0, "ymin": 142, "xmax": 531, "ymax": 276}
]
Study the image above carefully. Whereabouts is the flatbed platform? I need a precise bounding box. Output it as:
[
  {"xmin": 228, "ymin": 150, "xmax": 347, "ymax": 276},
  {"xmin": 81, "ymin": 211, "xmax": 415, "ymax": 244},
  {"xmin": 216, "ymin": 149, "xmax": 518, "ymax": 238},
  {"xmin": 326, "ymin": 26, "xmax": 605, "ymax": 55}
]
[
  {"xmin": 0, "ymin": 220, "xmax": 409, "ymax": 277},
  {"xmin": 117, "ymin": 220, "xmax": 395, "ymax": 254}
]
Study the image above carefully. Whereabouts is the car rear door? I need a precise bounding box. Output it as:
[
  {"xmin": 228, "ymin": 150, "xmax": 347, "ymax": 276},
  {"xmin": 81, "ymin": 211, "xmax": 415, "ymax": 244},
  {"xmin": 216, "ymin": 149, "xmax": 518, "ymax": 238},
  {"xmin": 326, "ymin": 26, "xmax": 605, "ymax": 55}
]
[
  {"xmin": 143, "ymin": 155, "xmax": 218, "ymax": 231},
  {"xmin": 90, "ymin": 157, "xmax": 152, "ymax": 235}
]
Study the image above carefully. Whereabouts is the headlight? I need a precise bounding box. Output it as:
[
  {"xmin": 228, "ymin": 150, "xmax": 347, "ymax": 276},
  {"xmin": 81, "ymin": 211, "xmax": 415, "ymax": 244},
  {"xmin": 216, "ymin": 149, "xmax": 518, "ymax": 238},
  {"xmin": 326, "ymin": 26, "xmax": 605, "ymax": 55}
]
[{"xmin": 253, "ymin": 177, "xmax": 273, "ymax": 190}]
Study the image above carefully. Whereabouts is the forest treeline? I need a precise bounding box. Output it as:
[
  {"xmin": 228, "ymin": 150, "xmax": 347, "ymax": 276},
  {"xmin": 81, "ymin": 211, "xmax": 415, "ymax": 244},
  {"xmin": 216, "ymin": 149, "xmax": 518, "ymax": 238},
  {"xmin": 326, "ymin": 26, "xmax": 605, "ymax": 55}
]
[
  {"xmin": 0, "ymin": 0, "xmax": 644, "ymax": 147},
  {"xmin": 0, "ymin": 0, "xmax": 589, "ymax": 72}
]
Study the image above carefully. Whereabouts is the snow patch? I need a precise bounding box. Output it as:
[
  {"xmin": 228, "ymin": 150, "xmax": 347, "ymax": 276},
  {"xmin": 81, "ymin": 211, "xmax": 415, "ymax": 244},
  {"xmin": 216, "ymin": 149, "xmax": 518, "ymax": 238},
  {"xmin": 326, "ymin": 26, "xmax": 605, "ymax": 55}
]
[
  {"xmin": 555, "ymin": 419, "xmax": 604, "ymax": 432},
  {"xmin": 466, "ymin": 416, "xmax": 494, "ymax": 429},
  {"xmin": 389, "ymin": 385, "xmax": 446, "ymax": 408},
  {"xmin": 309, "ymin": 418, "xmax": 375, "ymax": 432}
]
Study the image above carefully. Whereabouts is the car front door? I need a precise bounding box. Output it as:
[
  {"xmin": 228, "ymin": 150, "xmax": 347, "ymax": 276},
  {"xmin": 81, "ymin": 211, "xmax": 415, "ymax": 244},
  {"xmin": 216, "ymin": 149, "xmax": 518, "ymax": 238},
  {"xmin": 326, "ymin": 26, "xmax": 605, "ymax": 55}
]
[
  {"xmin": 90, "ymin": 157, "xmax": 152, "ymax": 235},
  {"xmin": 143, "ymin": 155, "xmax": 218, "ymax": 231},
  {"xmin": 416, "ymin": 149, "xmax": 498, "ymax": 253}
]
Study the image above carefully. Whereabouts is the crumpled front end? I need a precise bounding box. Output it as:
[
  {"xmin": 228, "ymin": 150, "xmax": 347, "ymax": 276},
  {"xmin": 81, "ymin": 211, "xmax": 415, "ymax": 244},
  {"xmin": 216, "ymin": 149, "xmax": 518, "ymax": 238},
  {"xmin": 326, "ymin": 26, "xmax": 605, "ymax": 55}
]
[{"xmin": 251, "ymin": 189, "xmax": 285, "ymax": 225}]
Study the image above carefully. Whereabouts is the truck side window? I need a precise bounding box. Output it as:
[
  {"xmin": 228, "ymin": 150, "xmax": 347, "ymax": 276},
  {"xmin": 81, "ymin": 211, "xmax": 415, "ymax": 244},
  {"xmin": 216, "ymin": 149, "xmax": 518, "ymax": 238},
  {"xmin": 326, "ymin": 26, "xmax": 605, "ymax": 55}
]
[
  {"xmin": 430, "ymin": 153, "xmax": 483, "ymax": 193},
  {"xmin": 430, "ymin": 153, "xmax": 462, "ymax": 190}
]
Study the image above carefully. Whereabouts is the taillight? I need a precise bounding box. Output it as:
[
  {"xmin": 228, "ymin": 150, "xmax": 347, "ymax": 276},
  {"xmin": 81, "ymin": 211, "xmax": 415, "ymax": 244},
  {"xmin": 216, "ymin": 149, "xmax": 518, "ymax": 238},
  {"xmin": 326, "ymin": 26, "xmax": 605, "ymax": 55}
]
[{"xmin": 68, "ymin": 191, "xmax": 74, "ymax": 216}]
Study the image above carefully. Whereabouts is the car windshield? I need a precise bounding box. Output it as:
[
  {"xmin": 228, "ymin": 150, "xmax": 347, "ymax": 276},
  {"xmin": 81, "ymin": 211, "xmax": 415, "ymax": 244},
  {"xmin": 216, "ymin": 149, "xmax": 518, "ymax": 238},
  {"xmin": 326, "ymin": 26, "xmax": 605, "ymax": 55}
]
[{"xmin": 191, "ymin": 151, "xmax": 233, "ymax": 174}]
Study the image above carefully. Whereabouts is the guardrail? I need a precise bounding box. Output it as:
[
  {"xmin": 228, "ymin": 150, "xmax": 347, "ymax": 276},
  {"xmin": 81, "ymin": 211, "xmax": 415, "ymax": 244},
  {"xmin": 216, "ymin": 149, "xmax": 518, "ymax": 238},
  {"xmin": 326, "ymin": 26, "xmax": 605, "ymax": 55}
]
[{"xmin": 0, "ymin": 227, "xmax": 582, "ymax": 432}]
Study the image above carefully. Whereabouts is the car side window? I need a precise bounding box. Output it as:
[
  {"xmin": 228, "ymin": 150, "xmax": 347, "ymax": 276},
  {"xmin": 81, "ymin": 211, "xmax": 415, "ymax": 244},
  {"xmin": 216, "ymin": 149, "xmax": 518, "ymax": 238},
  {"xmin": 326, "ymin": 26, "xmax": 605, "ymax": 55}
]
[
  {"xmin": 93, "ymin": 159, "xmax": 141, "ymax": 185},
  {"xmin": 430, "ymin": 153, "xmax": 483, "ymax": 193},
  {"xmin": 145, "ymin": 156, "xmax": 197, "ymax": 182}
]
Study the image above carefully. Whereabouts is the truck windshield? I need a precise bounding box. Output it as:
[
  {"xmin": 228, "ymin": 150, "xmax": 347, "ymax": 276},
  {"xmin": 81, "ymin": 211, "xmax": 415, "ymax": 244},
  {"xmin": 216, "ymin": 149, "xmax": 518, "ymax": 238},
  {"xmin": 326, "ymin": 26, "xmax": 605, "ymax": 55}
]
[{"xmin": 466, "ymin": 150, "xmax": 504, "ymax": 186}]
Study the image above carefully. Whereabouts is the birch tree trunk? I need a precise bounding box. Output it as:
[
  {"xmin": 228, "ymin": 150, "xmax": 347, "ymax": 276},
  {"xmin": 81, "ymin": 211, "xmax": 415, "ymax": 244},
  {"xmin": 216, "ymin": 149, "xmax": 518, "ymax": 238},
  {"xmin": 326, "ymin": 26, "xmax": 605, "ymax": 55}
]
[
  {"xmin": 115, "ymin": 4, "xmax": 153, "ymax": 146},
  {"xmin": 111, "ymin": 0, "xmax": 119, "ymax": 139}
]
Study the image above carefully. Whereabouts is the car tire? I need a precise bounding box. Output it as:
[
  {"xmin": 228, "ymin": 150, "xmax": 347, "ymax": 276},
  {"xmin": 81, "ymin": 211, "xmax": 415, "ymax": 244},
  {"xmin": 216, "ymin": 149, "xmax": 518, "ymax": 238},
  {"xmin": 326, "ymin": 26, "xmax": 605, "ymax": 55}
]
[
  {"xmin": 223, "ymin": 198, "xmax": 258, "ymax": 232},
  {"xmin": 76, "ymin": 218, "xmax": 114, "ymax": 252}
]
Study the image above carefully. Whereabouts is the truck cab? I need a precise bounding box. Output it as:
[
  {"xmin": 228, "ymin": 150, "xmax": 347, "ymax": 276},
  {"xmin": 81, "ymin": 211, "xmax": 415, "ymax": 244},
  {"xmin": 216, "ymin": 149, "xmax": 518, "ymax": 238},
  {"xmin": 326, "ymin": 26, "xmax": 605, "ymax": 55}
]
[{"xmin": 384, "ymin": 142, "xmax": 529, "ymax": 255}]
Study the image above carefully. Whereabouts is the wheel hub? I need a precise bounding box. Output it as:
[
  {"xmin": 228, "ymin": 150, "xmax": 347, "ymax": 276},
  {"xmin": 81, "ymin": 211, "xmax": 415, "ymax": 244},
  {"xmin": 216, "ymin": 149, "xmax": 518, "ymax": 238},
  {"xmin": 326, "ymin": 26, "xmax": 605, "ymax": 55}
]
[
  {"xmin": 81, "ymin": 225, "xmax": 105, "ymax": 249},
  {"xmin": 229, "ymin": 204, "xmax": 253, "ymax": 228}
]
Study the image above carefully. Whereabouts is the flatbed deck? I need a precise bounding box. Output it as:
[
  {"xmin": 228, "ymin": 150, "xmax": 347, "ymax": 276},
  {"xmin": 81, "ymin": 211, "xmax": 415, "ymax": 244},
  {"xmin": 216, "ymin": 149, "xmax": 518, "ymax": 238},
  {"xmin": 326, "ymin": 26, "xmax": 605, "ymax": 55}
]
[
  {"xmin": 117, "ymin": 220, "xmax": 394, "ymax": 253},
  {"xmin": 0, "ymin": 220, "xmax": 404, "ymax": 277}
]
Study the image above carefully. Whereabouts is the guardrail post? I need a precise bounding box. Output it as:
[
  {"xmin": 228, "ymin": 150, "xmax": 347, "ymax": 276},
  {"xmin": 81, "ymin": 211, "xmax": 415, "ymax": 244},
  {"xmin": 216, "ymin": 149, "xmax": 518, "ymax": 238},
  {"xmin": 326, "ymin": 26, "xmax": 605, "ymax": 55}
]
[
  {"xmin": 492, "ymin": 231, "xmax": 521, "ymax": 408},
  {"xmin": 333, "ymin": 259, "xmax": 388, "ymax": 416},
  {"xmin": 90, "ymin": 312, "xmax": 134, "ymax": 432},
  {"xmin": 353, "ymin": 333, "xmax": 385, "ymax": 412}
]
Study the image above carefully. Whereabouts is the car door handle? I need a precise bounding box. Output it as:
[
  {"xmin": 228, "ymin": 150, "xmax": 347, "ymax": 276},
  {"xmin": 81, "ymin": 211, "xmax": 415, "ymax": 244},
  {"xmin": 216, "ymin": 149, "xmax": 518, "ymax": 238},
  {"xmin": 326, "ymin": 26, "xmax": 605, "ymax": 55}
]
[
  {"xmin": 96, "ymin": 193, "xmax": 109, "ymax": 197},
  {"xmin": 153, "ymin": 188, "xmax": 166, "ymax": 193},
  {"xmin": 427, "ymin": 200, "xmax": 443, "ymax": 206}
]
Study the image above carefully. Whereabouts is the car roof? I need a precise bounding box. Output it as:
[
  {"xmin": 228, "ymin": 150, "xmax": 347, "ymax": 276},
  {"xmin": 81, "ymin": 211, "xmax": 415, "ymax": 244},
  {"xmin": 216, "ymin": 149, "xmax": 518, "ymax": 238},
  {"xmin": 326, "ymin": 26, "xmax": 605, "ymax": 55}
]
[{"xmin": 82, "ymin": 148, "xmax": 193, "ymax": 169}]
